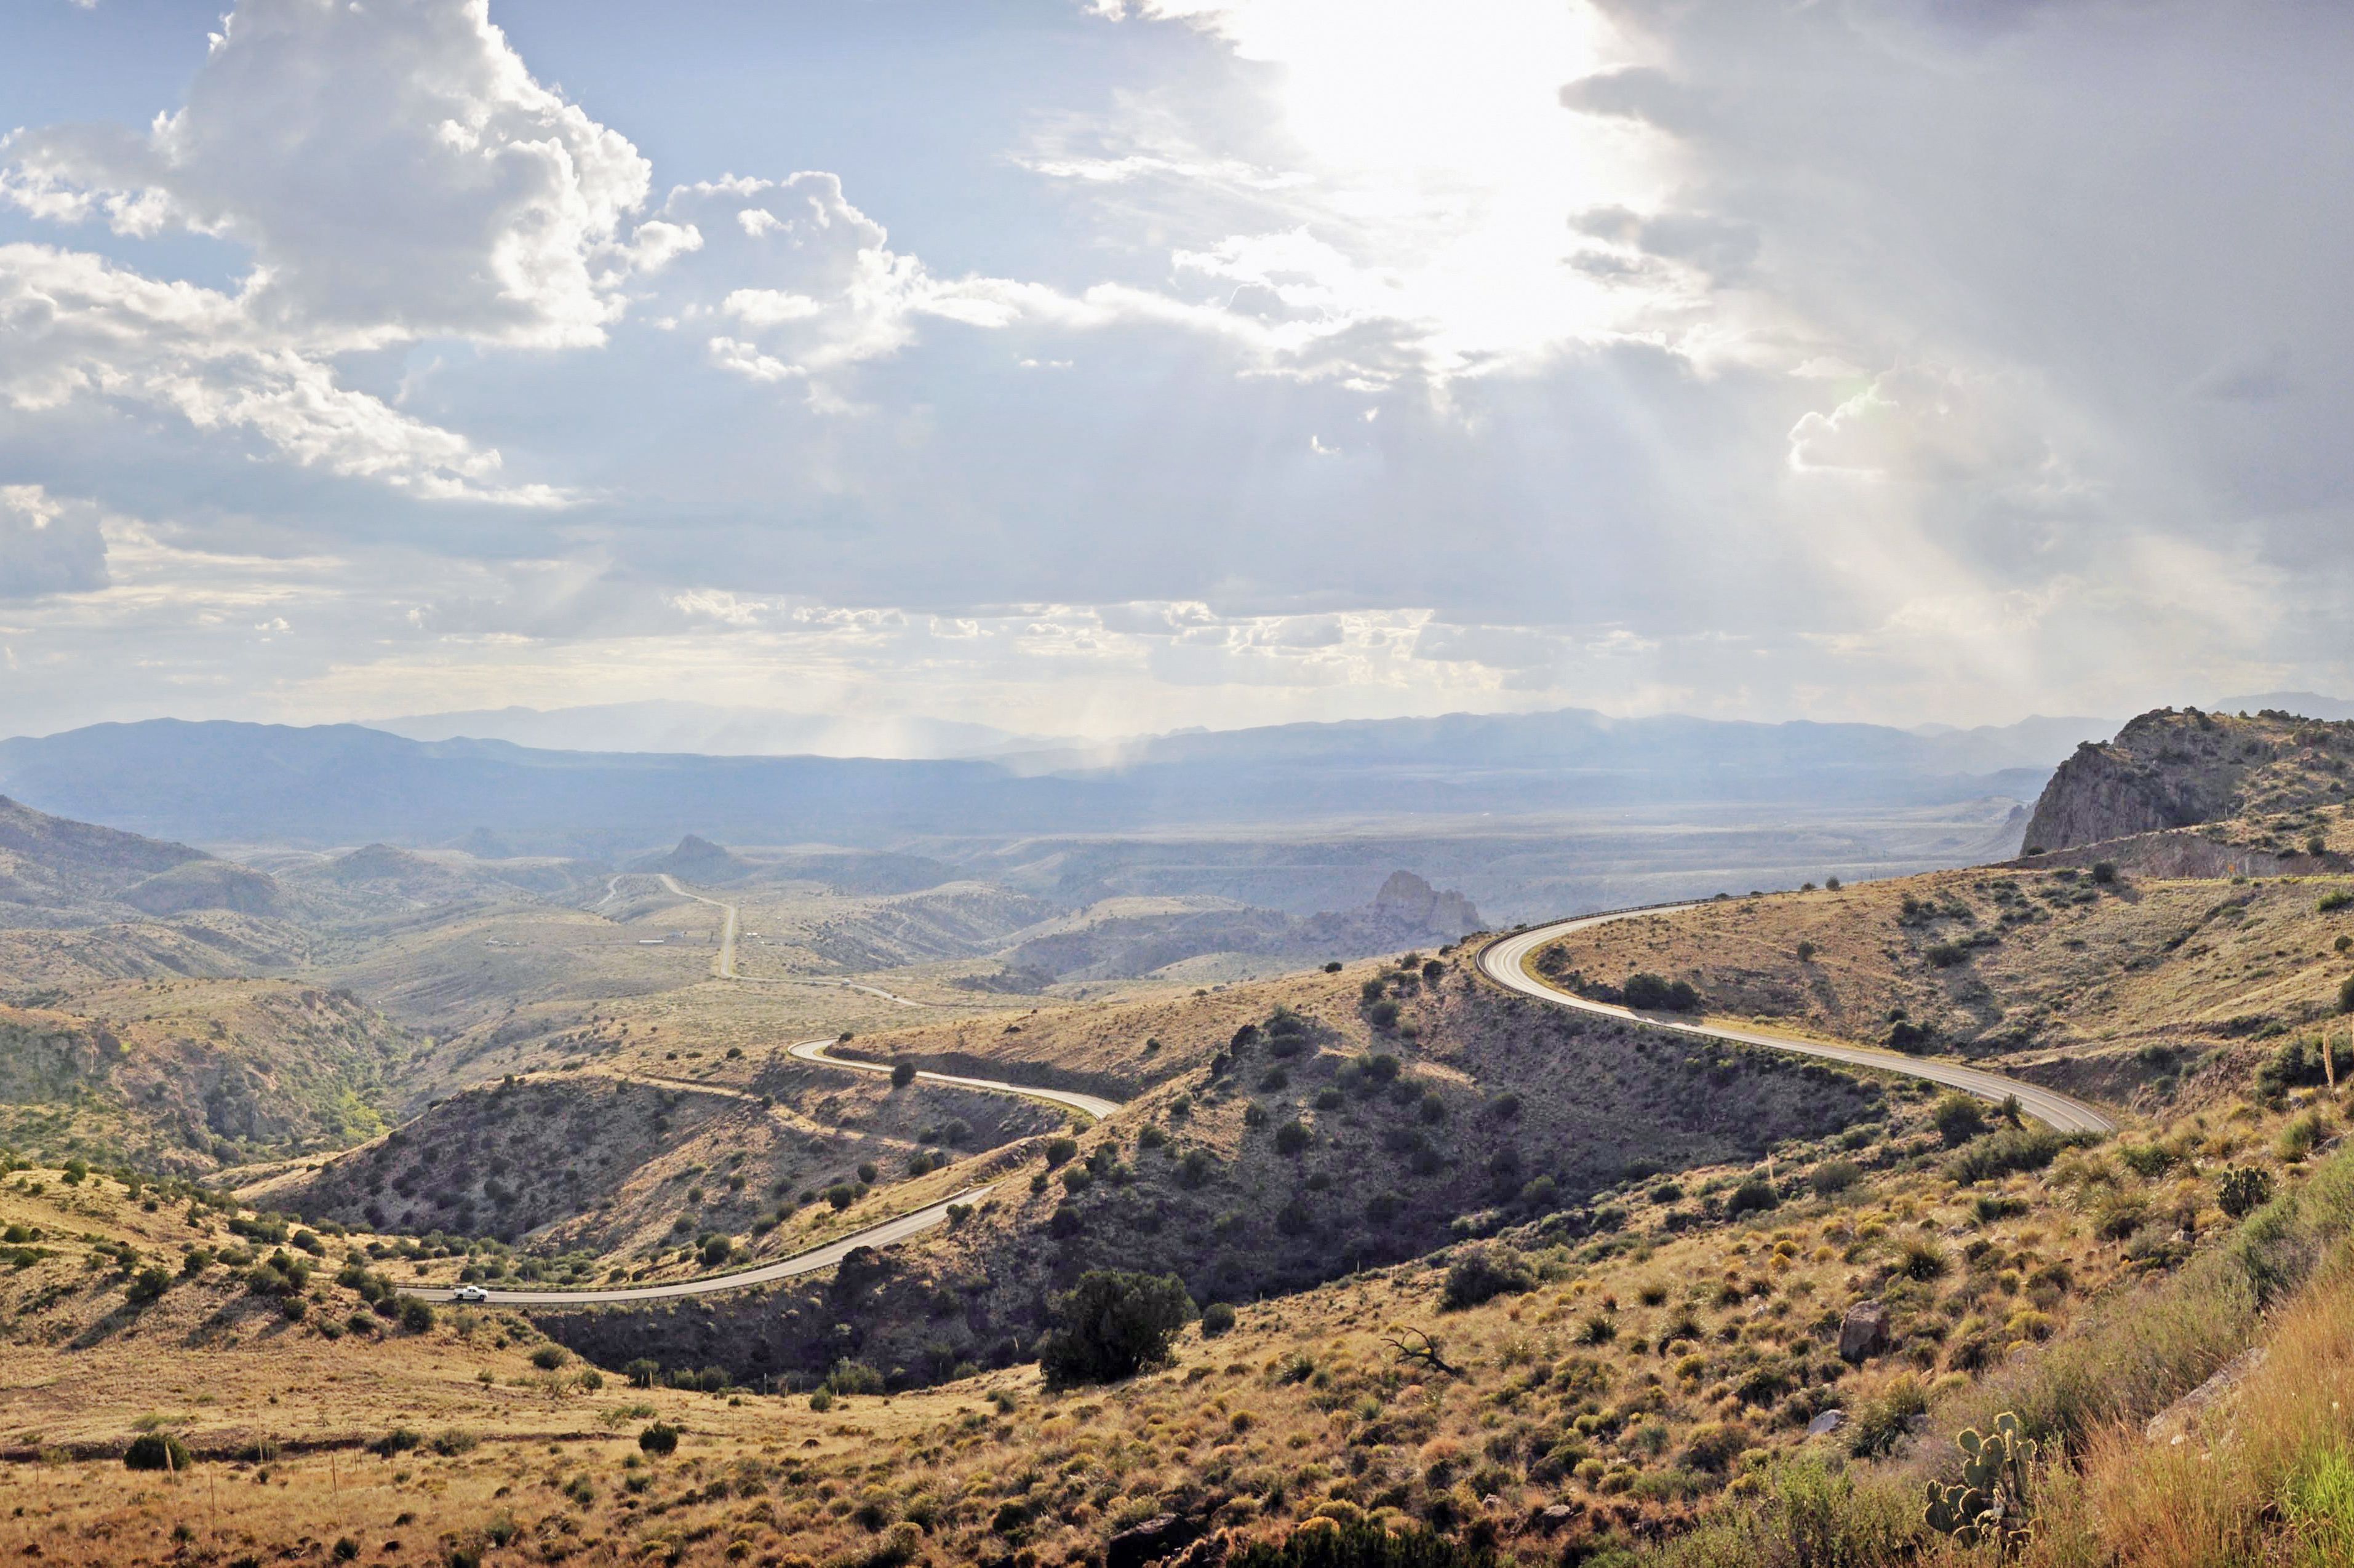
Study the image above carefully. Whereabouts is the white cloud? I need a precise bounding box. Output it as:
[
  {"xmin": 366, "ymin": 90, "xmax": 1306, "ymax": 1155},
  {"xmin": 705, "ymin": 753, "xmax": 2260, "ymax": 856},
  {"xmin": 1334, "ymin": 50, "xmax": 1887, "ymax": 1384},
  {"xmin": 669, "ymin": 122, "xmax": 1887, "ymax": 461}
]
[
  {"xmin": 2, "ymin": 0, "xmax": 671, "ymax": 349},
  {"xmin": 0, "ymin": 244, "xmax": 561, "ymax": 503}
]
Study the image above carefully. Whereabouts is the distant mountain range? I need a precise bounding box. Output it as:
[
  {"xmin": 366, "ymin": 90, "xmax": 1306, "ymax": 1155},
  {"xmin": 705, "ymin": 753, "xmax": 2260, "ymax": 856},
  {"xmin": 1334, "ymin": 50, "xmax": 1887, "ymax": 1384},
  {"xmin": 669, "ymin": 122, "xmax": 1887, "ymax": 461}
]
[
  {"xmin": 366, "ymin": 700, "xmax": 1059, "ymax": 759},
  {"xmin": 0, "ymin": 708, "xmax": 2118, "ymax": 854}
]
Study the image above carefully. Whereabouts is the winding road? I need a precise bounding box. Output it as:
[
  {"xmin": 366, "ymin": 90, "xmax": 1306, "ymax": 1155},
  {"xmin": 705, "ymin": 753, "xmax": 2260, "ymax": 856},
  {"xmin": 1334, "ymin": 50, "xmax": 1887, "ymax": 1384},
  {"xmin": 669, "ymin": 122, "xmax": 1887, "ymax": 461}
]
[
  {"xmin": 1479, "ymin": 909, "xmax": 2118, "ymax": 1136},
  {"xmin": 404, "ymin": 1182, "xmax": 998, "ymax": 1306},
  {"xmin": 788, "ymin": 1038, "xmax": 1121, "ymax": 1121},
  {"xmin": 399, "ymin": 1037, "xmax": 1122, "ymax": 1305}
]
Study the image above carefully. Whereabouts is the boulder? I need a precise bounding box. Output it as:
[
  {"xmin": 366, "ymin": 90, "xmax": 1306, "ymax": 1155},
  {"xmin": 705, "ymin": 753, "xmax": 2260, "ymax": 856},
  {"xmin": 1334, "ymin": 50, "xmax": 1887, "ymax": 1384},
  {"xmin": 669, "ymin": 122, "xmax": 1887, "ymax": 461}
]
[
  {"xmin": 1838, "ymin": 1300, "xmax": 1890, "ymax": 1362},
  {"xmin": 1107, "ymin": 1514, "xmax": 1198, "ymax": 1568},
  {"xmin": 1805, "ymin": 1408, "xmax": 1847, "ymax": 1438}
]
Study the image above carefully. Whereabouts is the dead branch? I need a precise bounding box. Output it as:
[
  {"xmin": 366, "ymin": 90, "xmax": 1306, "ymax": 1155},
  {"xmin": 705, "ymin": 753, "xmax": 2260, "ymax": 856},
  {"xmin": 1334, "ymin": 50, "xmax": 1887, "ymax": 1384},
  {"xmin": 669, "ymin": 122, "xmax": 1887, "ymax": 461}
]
[{"xmin": 1384, "ymin": 1327, "xmax": 1462, "ymax": 1377}]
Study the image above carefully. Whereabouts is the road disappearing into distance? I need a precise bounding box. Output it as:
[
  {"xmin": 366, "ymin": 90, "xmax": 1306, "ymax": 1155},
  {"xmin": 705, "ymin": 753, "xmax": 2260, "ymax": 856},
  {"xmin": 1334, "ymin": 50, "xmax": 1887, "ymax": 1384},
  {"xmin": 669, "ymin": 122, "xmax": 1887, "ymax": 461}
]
[{"xmin": 1479, "ymin": 908, "xmax": 2117, "ymax": 1136}]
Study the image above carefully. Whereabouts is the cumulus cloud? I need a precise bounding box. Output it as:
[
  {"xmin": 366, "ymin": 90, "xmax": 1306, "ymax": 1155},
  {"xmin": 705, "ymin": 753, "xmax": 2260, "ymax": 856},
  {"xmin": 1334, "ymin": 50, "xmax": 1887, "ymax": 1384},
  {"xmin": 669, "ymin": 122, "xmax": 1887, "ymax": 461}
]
[
  {"xmin": 0, "ymin": 0, "xmax": 697, "ymax": 502},
  {"xmin": 0, "ymin": 244, "xmax": 559, "ymax": 503},
  {"xmin": 2, "ymin": 0, "xmax": 670, "ymax": 348}
]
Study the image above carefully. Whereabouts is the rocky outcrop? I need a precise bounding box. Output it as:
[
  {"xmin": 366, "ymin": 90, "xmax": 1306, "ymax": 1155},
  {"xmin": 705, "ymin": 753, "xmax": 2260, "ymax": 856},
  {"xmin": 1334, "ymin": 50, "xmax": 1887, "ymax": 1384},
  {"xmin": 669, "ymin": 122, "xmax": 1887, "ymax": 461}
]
[
  {"xmin": 635, "ymin": 833, "xmax": 755, "ymax": 883},
  {"xmin": 2022, "ymin": 708, "xmax": 2354, "ymax": 853},
  {"xmin": 1838, "ymin": 1299, "xmax": 1890, "ymax": 1361},
  {"xmin": 1294, "ymin": 870, "xmax": 1485, "ymax": 952}
]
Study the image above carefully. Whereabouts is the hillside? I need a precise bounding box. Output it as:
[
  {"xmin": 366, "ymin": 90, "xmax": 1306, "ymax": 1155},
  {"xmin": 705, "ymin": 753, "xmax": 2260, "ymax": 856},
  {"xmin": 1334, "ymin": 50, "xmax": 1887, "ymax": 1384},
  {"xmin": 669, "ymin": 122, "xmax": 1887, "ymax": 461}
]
[
  {"xmin": 1530, "ymin": 803, "xmax": 2354, "ymax": 1111},
  {"xmin": 258, "ymin": 1062, "xmax": 1063, "ymax": 1265},
  {"xmin": 0, "ymin": 977, "xmax": 413, "ymax": 1174},
  {"xmin": 2023, "ymin": 706, "xmax": 2353, "ymax": 852},
  {"xmin": 527, "ymin": 954, "xmax": 1881, "ymax": 1390},
  {"xmin": 0, "ymin": 794, "xmax": 280, "ymax": 925}
]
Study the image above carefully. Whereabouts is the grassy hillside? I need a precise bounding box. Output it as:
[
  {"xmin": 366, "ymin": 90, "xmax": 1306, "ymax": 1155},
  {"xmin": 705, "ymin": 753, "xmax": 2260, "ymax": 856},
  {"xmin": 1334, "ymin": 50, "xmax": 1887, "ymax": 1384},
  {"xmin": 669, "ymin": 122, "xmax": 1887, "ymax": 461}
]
[
  {"xmin": 1533, "ymin": 818, "xmax": 2354, "ymax": 1114},
  {"xmin": 530, "ymin": 955, "xmax": 1881, "ymax": 1395}
]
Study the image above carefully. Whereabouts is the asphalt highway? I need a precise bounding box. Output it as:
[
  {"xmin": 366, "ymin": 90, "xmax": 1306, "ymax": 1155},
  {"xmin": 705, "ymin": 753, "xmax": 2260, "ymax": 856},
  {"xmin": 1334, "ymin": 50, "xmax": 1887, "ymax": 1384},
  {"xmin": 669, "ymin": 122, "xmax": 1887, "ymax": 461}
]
[
  {"xmin": 1478, "ymin": 908, "xmax": 2117, "ymax": 1136},
  {"xmin": 403, "ymin": 1183, "xmax": 997, "ymax": 1305}
]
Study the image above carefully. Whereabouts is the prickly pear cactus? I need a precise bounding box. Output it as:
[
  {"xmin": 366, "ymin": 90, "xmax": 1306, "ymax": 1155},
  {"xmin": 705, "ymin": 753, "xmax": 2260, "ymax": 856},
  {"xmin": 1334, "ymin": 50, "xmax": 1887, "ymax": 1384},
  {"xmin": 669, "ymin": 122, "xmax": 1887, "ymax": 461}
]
[{"xmin": 1923, "ymin": 1411, "xmax": 2037, "ymax": 1551}]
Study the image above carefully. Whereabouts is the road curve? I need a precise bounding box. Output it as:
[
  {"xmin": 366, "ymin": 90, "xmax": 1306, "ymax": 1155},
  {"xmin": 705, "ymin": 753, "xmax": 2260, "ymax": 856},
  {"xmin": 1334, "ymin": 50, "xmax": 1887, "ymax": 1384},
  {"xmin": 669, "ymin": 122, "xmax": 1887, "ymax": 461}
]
[
  {"xmin": 789, "ymin": 1038, "xmax": 1122, "ymax": 1121},
  {"xmin": 1479, "ymin": 909, "xmax": 2118, "ymax": 1136},
  {"xmin": 402, "ymin": 1183, "xmax": 997, "ymax": 1306}
]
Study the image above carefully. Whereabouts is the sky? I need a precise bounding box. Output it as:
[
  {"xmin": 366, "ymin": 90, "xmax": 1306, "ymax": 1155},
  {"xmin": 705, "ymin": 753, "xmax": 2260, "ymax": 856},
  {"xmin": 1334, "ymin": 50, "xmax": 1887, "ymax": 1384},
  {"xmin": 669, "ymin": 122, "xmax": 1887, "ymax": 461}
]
[{"xmin": 0, "ymin": 0, "xmax": 2349, "ymax": 744}]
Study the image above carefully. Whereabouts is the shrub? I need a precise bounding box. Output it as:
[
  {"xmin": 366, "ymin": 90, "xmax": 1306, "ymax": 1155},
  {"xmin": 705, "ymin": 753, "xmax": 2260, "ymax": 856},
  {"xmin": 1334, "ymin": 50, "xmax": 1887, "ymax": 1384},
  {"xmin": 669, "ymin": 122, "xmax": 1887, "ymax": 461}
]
[
  {"xmin": 1808, "ymin": 1160, "xmax": 1863, "ymax": 1198},
  {"xmin": 2091, "ymin": 861, "xmax": 2118, "ymax": 885},
  {"xmin": 890, "ymin": 1060, "xmax": 916, "ymax": 1089},
  {"xmin": 126, "ymin": 1266, "xmax": 172, "ymax": 1305},
  {"xmin": 2277, "ymin": 1110, "xmax": 2326, "ymax": 1163},
  {"xmin": 1929, "ymin": 1092, "xmax": 1988, "ymax": 1146},
  {"xmin": 1899, "ymin": 1237, "xmax": 1950, "ymax": 1281},
  {"xmin": 1846, "ymin": 1375, "xmax": 1929, "ymax": 1458},
  {"xmin": 1200, "ymin": 1301, "xmax": 1237, "ymax": 1337},
  {"xmin": 637, "ymin": 1422, "xmax": 679, "ymax": 1456},
  {"xmin": 1037, "ymin": 1270, "xmax": 1194, "ymax": 1385},
  {"xmin": 1368, "ymin": 1000, "xmax": 1400, "ymax": 1029},
  {"xmin": 1681, "ymin": 1421, "xmax": 1751, "ymax": 1471},
  {"xmin": 1726, "ymin": 1177, "xmax": 1779, "ymax": 1217},
  {"xmin": 369, "ymin": 1428, "xmax": 422, "ymax": 1457},
  {"xmin": 399, "ymin": 1299, "xmax": 435, "ymax": 1334},
  {"xmin": 808, "ymin": 1387, "xmax": 835, "ymax": 1412},
  {"xmin": 1044, "ymin": 1136, "xmax": 1079, "ymax": 1167},
  {"xmin": 624, "ymin": 1357, "xmax": 659, "ymax": 1388},
  {"xmin": 530, "ymin": 1345, "xmax": 569, "ymax": 1371},
  {"xmin": 1274, "ymin": 1120, "xmax": 1311, "ymax": 1156},
  {"xmin": 2317, "ymin": 889, "xmax": 2351, "ymax": 913},
  {"xmin": 825, "ymin": 1184, "xmax": 856, "ymax": 1211},
  {"xmin": 1945, "ymin": 1127, "xmax": 2081, "ymax": 1184},
  {"xmin": 826, "ymin": 1359, "xmax": 885, "ymax": 1395},
  {"xmin": 1440, "ymin": 1245, "xmax": 1534, "ymax": 1311},
  {"xmin": 123, "ymin": 1433, "xmax": 193, "ymax": 1471},
  {"xmin": 1622, "ymin": 973, "xmax": 1702, "ymax": 1012}
]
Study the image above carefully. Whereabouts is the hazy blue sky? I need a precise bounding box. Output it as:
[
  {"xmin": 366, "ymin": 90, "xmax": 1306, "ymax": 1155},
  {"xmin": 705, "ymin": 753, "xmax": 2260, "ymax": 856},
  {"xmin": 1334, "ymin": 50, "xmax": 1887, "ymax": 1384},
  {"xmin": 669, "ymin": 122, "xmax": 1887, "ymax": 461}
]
[{"xmin": 2, "ymin": 0, "xmax": 2349, "ymax": 740}]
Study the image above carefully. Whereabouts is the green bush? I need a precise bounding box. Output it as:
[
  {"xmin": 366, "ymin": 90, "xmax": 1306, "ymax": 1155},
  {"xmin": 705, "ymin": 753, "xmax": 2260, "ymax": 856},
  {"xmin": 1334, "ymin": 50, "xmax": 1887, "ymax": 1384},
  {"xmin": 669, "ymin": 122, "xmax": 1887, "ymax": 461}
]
[
  {"xmin": 1933, "ymin": 1093, "xmax": 1989, "ymax": 1146},
  {"xmin": 1622, "ymin": 973, "xmax": 1701, "ymax": 1012},
  {"xmin": 1726, "ymin": 1177, "xmax": 1779, "ymax": 1217},
  {"xmin": 1808, "ymin": 1160, "xmax": 1862, "ymax": 1198},
  {"xmin": 399, "ymin": 1299, "xmax": 435, "ymax": 1334},
  {"xmin": 890, "ymin": 1060, "xmax": 917, "ymax": 1088},
  {"xmin": 1274, "ymin": 1120, "xmax": 1312, "ymax": 1155},
  {"xmin": 122, "ymin": 1433, "xmax": 194, "ymax": 1471},
  {"xmin": 530, "ymin": 1345, "xmax": 569, "ymax": 1371},
  {"xmin": 1440, "ymin": 1245, "xmax": 1534, "ymax": 1311},
  {"xmin": 637, "ymin": 1422, "xmax": 679, "ymax": 1456},
  {"xmin": 1037, "ymin": 1270, "xmax": 1194, "ymax": 1386},
  {"xmin": 1944, "ymin": 1128, "xmax": 2084, "ymax": 1185},
  {"xmin": 1200, "ymin": 1301, "xmax": 1237, "ymax": 1337}
]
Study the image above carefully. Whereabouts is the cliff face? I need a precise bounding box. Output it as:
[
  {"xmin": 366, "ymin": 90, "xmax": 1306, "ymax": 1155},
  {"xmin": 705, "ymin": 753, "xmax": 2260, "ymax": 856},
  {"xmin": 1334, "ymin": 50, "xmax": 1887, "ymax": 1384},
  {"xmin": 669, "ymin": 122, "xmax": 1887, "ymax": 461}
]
[{"xmin": 2022, "ymin": 707, "xmax": 2354, "ymax": 853}]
